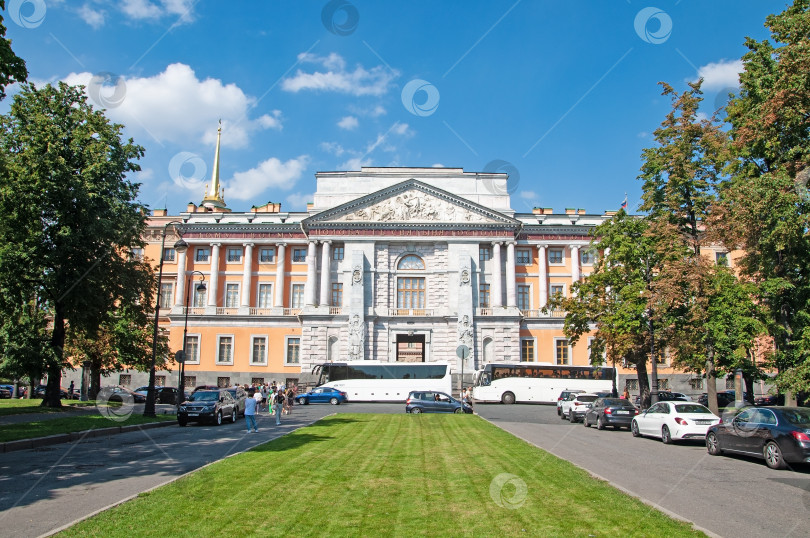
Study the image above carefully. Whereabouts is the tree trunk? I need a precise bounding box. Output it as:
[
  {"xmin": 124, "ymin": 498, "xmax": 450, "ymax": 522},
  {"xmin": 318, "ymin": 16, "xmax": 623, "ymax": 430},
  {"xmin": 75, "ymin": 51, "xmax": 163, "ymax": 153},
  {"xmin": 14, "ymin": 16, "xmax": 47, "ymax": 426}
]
[
  {"xmin": 635, "ymin": 353, "xmax": 651, "ymax": 409},
  {"xmin": 42, "ymin": 308, "xmax": 65, "ymax": 408},
  {"xmin": 90, "ymin": 360, "xmax": 102, "ymax": 400},
  {"xmin": 706, "ymin": 346, "xmax": 718, "ymax": 416},
  {"xmin": 744, "ymin": 373, "xmax": 755, "ymax": 405}
]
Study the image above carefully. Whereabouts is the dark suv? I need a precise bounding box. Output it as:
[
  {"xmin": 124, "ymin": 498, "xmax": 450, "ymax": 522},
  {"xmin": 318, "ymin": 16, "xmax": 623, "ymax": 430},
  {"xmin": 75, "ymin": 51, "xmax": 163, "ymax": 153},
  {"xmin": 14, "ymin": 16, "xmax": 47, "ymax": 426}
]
[{"xmin": 178, "ymin": 390, "xmax": 238, "ymax": 426}]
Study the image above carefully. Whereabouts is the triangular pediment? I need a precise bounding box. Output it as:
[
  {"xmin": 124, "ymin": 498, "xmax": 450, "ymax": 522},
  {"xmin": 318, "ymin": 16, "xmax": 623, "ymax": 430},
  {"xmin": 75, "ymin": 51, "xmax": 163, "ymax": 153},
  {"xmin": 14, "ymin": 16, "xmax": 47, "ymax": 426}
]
[{"xmin": 303, "ymin": 179, "xmax": 519, "ymax": 228}]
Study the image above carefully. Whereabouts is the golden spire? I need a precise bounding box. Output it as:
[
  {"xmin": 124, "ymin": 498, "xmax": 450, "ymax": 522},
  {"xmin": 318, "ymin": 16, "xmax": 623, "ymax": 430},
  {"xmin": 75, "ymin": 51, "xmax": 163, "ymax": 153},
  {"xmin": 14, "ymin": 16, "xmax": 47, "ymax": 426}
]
[{"xmin": 201, "ymin": 120, "xmax": 227, "ymax": 210}]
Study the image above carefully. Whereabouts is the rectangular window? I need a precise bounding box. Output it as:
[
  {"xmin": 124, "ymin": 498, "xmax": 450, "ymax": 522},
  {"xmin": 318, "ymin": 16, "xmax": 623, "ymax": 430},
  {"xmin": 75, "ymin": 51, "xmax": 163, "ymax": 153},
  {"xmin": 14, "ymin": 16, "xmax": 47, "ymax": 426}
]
[
  {"xmin": 193, "ymin": 287, "xmax": 207, "ymax": 308},
  {"xmin": 716, "ymin": 252, "xmax": 728, "ymax": 266},
  {"xmin": 252, "ymin": 377, "xmax": 265, "ymax": 386},
  {"xmin": 196, "ymin": 248, "xmax": 210, "ymax": 262},
  {"xmin": 251, "ymin": 336, "xmax": 267, "ymax": 365},
  {"xmin": 689, "ymin": 378, "xmax": 704, "ymax": 390},
  {"xmin": 479, "ymin": 246, "xmax": 492, "ymax": 262},
  {"xmin": 555, "ymin": 339, "xmax": 569, "ymax": 365},
  {"xmin": 154, "ymin": 375, "xmax": 165, "ymax": 387},
  {"xmin": 625, "ymin": 379, "xmax": 639, "ymax": 391},
  {"xmin": 259, "ymin": 248, "xmax": 275, "ymax": 263},
  {"xmin": 257, "ymin": 284, "xmax": 273, "ymax": 308},
  {"xmin": 293, "ymin": 248, "xmax": 307, "ymax": 262},
  {"xmin": 183, "ymin": 376, "xmax": 196, "ymax": 389},
  {"xmin": 291, "ymin": 284, "xmax": 305, "ymax": 308},
  {"xmin": 397, "ymin": 277, "xmax": 426, "ymax": 309},
  {"xmin": 580, "ymin": 249, "xmax": 596, "ymax": 265},
  {"xmin": 548, "ymin": 248, "xmax": 564, "ymax": 265},
  {"xmin": 286, "ymin": 337, "xmax": 301, "ymax": 364},
  {"xmin": 550, "ymin": 284, "xmax": 564, "ymax": 298},
  {"xmin": 331, "ymin": 283, "xmax": 343, "ymax": 307},
  {"xmin": 225, "ymin": 283, "xmax": 239, "ymax": 308},
  {"xmin": 517, "ymin": 285, "xmax": 530, "ymax": 310},
  {"xmin": 131, "ymin": 248, "xmax": 144, "ymax": 261},
  {"xmin": 659, "ymin": 378, "xmax": 670, "ymax": 390},
  {"xmin": 118, "ymin": 374, "xmax": 131, "ymax": 386},
  {"xmin": 217, "ymin": 336, "xmax": 233, "ymax": 364},
  {"xmin": 217, "ymin": 377, "xmax": 230, "ymax": 388},
  {"xmin": 226, "ymin": 247, "xmax": 242, "ymax": 263},
  {"xmin": 185, "ymin": 335, "xmax": 200, "ymax": 363},
  {"xmin": 479, "ymin": 283, "xmax": 490, "ymax": 308},
  {"xmin": 516, "ymin": 248, "xmax": 531, "ymax": 265},
  {"xmin": 332, "ymin": 246, "xmax": 344, "ymax": 261},
  {"xmin": 159, "ymin": 282, "xmax": 173, "ymax": 309},
  {"xmin": 162, "ymin": 248, "xmax": 176, "ymax": 262},
  {"xmin": 521, "ymin": 339, "xmax": 534, "ymax": 362}
]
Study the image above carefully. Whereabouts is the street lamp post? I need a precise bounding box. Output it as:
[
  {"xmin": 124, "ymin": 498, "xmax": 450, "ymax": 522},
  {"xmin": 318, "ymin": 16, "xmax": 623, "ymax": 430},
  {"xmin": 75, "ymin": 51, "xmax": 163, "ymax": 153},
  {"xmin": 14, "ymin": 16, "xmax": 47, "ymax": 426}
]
[
  {"xmin": 645, "ymin": 256, "xmax": 659, "ymax": 406},
  {"xmin": 178, "ymin": 270, "xmax": 206, "ymax": 413},
  {"xmin": 144, "ymin": 221, "xmax": 185, "ymax": 418}
]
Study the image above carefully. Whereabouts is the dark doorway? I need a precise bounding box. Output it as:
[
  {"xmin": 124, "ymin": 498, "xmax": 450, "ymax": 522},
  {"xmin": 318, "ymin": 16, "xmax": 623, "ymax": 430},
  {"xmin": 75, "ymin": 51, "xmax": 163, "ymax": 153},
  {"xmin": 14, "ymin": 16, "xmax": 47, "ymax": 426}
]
[{"xmin": 396, "ymin": 334, "xmax": 425, "ymax": 362}]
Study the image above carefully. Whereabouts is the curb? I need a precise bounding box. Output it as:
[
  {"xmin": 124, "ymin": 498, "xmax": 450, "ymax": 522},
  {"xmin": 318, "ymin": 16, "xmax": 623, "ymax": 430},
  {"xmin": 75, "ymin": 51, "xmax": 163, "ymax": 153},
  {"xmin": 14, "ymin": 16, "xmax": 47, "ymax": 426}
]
[{"xmin": 0, "ymin": 420, "xmax": 176, "ymax": 453}]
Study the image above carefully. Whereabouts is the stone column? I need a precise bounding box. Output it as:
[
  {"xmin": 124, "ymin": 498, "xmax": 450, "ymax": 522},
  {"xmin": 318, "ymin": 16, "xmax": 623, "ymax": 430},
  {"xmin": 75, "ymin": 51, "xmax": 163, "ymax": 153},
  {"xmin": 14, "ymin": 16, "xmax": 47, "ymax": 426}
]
[
  {"xmin": 505, "ymin": 242, "xmax": 516, "ymax": 307},
  {"xmin": 274, "ymin": 243, "xmax": 286, "ymax": 307},
  {"xmin": 319, "ymin": 241, "xmax": 331, "ymax": 306},
  {"xmin": 241, "ymin": 243, "xmax": 253, "ymax": 308},
  {"xmin": 538, "ymin": 244, "xmax": 548, "ymax": 309},
  {"xmin": 571, "ymin": 245, "xmax": 580, "ymax": 283},
  {"xmin": 207, "ymin": 243, "xmax": 220, "ymax": 307},
  {"xmin": 305, "ymin": 240, "xmax": 318, "ymax": 306},
  {"xmin": 492, "ymin": 242, "xmax": 503, "ymax": 308},
  {"xmin": 175, "ymin": 247, "xmax": 187, "ymax": 307}
]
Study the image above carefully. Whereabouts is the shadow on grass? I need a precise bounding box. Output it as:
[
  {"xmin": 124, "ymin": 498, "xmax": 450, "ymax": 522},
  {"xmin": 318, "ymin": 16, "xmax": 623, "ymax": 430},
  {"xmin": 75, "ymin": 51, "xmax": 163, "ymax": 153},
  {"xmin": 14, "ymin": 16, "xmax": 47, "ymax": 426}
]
[{"xmin": 252, "ymin": 432, "xmax": 336, "ymax": 452}]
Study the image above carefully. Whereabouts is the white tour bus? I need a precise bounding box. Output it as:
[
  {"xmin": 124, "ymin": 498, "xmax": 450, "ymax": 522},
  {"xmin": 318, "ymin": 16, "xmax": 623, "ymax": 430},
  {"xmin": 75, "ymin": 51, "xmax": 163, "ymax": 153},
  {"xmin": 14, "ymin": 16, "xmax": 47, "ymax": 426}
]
[
  {"xmin": 472, "ymin": 362, "xmax": 616, "ymax": 404},
  {"xmin": 312, "ymin": 361, "xmax": 452, "ymax": 402}
]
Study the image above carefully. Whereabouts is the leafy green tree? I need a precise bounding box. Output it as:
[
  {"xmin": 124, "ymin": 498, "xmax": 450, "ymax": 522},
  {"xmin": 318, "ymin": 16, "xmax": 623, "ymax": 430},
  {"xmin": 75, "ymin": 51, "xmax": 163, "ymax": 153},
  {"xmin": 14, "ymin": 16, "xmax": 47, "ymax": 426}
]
[
  {"xmin": 0, "ymin": 82, "xmax": 149, "ymax": 407},
  {"xmin": 0, "ymin": 0, "xmax": 27, "ymax": 100},
  {"xmin": 0, "ymin": 297, "xmax": 52, "ymax": 396}
]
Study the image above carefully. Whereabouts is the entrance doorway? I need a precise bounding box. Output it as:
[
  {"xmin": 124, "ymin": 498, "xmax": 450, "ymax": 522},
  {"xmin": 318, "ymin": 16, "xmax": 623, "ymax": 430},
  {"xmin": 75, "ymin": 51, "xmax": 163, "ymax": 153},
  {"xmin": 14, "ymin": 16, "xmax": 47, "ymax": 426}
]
[{"xmin": 396, "ymin": 334, "xmax": 425, "ymax": 362}]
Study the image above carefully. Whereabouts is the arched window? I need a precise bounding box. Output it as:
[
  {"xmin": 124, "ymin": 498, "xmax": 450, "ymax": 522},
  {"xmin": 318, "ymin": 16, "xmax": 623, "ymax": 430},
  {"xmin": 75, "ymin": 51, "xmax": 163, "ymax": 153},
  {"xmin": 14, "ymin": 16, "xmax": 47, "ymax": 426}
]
[
  {"xmin": 397, "ymin": 255, "xmax": 425, "ymax": 309},
  {"xmin": 397, "ymin": 254, "xmax": 425, "ymax": 270}
]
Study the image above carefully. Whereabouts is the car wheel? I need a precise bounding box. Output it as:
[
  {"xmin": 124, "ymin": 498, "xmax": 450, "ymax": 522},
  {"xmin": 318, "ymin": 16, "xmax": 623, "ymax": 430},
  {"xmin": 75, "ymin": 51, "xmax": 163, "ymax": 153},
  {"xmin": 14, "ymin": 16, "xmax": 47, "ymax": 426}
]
[
  {"xmin": 706, "ymin": 432, "xmax": 722, "ymax": 455},
  {"xmin": 412, "ymin": 407, "xmax": 422, "ymax": 414},
  {"xmin": 231, "ymin": 409, "xmax": 237, "ymax": 423},
  {"xmin": 583, "ymin": 415, "xmax": 590, "ymax": 427},
  {"xmin": 631, "ymin": 420, "xmax": 640, "ymax": 437},
  {"xmin": 215, "ymin": 411, "xmax": 222, "ymax": 426},
  {"xmin": 502, "ymin": 392, "xmax": 516, "ymax": 405},
  {"xmin": 560, "ymin": 410, "xmax": 567, "ymax": 420},
  {"xmin": 597, "ymin": 416, "xmax": 604, "ymax": 430},
  {"xmin": 330, "ymin": 397, "xmax": 339, "ymax": 405},
  {"xmin": 764, "ymin": 441, "xmax": 786, "ymax": 470},
  {"xmin": 454, "ymin": 407, "xmax": 462, "ymax": 414},
  {"xmin": 569, "ymin": 410, "xmax": 576, "ymax": 423},
  {"xmin": 557, "ymin": 407, "xmax": 561, "ymax": 416},
  {"xmin": 178, "ymin": 418, "xmax": 187, "ymax": 427},
  {"xmin": 662, "ymin": 425, "xmax": 672, "ymax": 444}
]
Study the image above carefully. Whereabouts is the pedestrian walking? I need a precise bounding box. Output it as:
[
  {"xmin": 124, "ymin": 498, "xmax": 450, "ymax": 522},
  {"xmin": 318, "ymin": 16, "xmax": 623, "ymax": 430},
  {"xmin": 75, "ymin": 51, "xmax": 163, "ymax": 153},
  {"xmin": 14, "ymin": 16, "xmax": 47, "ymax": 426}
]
[
  {"xmin": 274, "ymin": 388, "xmax": 285, "ymax": 425},
  {"xmin": 261, "ymin": 384, "xmax": 268, "ymax": 411},
  {"xmin": 284, "ymin": 386, "xmax": 294, "ymax": 415},
  {"xmin": 463, "ymin": 386, "xmax": 473, "ymax": 410},
  {"xmin": 622, "ymin": 388, "xmax": 631, "ymax": 401},
  {"xmin": 244, "ymin": 389, "xmax": 258, "ymax": 433},
  {"xmin": 253, "ymin": 388, "xmax": 263, "ymax": 413}
]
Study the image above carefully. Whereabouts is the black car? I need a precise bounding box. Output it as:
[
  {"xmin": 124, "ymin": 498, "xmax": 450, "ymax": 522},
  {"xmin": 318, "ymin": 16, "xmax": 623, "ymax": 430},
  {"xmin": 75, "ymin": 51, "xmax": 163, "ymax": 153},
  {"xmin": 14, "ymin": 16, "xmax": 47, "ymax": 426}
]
[
  {"xmin": 405, "ymin": 391, "xmax": 472, "ymax": 414},
  {"xmin": 33, "ymin": 385, "xmax": 79, "ymax": 399},
  {"xmin": 134, "ymin": 386, "xmax": 181, "ymax": 404},
  {"xmin": 178, "ymin": 389, "xmax": 238, "ymax": 426},
  {"xmin": 226, "ymin": 387, "xmax": 247, "ymax": 416},
  {"xmin": 706, "ymin": 406, "xmax": 810, "ymax": 469},
  {"xmin": 583, "ymin": 397, "xmax": 639, "ymax": 430},
  {"xmin": 699, "ymin": 390, "xmax": 748, "ymax": 409}
]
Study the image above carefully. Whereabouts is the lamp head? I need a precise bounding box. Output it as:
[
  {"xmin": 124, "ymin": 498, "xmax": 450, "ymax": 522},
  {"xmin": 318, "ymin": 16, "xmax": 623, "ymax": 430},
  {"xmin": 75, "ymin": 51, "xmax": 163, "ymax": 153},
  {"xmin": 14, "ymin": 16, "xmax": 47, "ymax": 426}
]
[{"xmin": 173, "ymin": 238, "xmax": 188, "ymax": 253}]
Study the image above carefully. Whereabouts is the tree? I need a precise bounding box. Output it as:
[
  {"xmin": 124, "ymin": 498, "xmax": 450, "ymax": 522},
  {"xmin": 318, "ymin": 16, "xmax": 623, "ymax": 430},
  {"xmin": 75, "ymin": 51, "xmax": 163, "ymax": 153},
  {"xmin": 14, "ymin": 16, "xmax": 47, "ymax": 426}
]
[
  {"xmin": 0, "ymin": 297, "xmax": 53, "ymax": 396},
  {"xmin": 0, "ymin": 0, "xmax": 27, "ymax": 100},
  {"xmin": 715, "ymin": 0, "xmax": 810, "ymax": 397},
  {"xmin": 0, "ymin": 82, "xmax": 149, "ymax": 407}
]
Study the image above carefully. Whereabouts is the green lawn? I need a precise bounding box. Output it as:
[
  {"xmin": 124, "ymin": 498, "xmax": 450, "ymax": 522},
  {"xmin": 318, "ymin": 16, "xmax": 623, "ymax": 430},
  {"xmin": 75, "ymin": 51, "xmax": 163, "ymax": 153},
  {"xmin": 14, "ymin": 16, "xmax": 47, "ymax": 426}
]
[
  {"xmin": 60, "ymin": 414, "xmax": 702, "ymax": 537},
  {"xmin": 0, "ymin": 399, "xmax": 97, "ymax": 417},
  {"xmin": 0, "ymin": 413, "xmax": 174, "ymax": 442}
]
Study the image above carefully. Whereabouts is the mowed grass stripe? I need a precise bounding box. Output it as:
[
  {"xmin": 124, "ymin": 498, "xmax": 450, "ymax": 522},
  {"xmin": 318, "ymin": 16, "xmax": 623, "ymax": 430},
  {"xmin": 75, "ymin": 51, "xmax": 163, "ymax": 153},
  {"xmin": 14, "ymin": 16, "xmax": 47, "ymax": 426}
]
[{"xmin": 60, "ymin": 414, "xmax": 702, "ymax": 537}]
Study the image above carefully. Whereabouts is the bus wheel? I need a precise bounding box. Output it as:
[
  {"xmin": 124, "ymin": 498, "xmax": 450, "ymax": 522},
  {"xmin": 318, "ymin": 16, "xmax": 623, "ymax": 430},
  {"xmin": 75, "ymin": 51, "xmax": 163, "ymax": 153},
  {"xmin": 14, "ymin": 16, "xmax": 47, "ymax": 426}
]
[{"xmin": 502, "ymin": 392, "xmax": 516, "ymax": 405}]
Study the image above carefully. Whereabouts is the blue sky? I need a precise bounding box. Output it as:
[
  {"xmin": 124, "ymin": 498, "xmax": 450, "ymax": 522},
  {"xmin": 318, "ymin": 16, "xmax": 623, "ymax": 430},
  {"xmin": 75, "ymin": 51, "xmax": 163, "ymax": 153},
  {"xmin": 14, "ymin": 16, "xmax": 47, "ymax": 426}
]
[{"xmin": 2, "ymin": 0, "xmax": 782, "ymax": 215}]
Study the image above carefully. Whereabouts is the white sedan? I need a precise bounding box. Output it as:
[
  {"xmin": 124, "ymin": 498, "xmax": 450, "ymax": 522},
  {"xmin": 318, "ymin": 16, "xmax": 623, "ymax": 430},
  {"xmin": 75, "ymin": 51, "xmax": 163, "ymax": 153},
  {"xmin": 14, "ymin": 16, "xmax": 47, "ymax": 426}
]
[{"xmin": 631, "ymin": 401, "xmax": 720, "ymax": 444}]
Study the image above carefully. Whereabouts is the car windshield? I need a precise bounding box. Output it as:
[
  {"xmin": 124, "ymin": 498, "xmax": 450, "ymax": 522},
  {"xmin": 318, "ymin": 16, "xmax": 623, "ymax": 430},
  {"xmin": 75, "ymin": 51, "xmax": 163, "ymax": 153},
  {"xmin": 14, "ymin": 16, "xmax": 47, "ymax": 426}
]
[
  {"xmin": 190, "ymin": 391, "xmax": 219, "ymax": 401},
  {"xmin": 780, "ymin": 408, "xmax": 810, "ymax": 427},
  {"xmin": 603, "ymin": 398, "xmax": 629, "ymax": 406},
  {"xmin": 577, "ymin": 395, "xmax": 598, "ymax": 402},
  {"xmin": 675, "ymin": 404, "xmax": 712, "ymax": 414}
]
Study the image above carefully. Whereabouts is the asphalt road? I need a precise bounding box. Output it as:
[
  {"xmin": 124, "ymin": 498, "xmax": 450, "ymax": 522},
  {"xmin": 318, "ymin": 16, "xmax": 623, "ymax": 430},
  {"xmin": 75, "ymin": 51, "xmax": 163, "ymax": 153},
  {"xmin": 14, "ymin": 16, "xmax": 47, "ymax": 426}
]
[
  {"xmin": 1, "ymin": 402, "xmax": 808, "ymax": 537},
  {"xmin": 475, "ymin": 403, "xmax": 810, "ymax": 538}
]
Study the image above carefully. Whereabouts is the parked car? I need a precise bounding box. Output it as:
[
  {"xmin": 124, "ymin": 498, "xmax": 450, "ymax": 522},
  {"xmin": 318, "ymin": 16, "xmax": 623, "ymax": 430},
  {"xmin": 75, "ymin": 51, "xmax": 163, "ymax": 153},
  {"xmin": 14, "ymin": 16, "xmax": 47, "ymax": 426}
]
[
  {"xmin": 226, "ymin": 386, "xmax": 247, "ymax": 415},
  {"xmin": 699, "ymin": 390, "xmax": 748, "ymax": 409},
  {"xmin": 33, "ymin": 385, "xmax": 79, "ymax": 399},
  {"xmin": 0, "ymin": 385, "xmax": 11, "ymax": 399},
  {"xmin": 706, "ymin": 406, "xmax": 810, "ymax": 469},
  {"xmin": 583, "ymin": 397, "xmax": 639, "ymax": 430},
  {"xmin": 134, "ymin": 386, "xmax": 181, "ymax": 404},
  {"xmin": 296, "ymin": 386, "xmax": 348, "ymax": 405},
  {"xmin": 177, "ymin": 389, "xmax": 238, "ymax": 426},
  {"xmin": 191, "ymin": 385, "xmax": 220, "ymax": 394},
  {"xmin": 632, "ymin": 401, "xmax": 720, "ymax": 443},
  {"xmin": 556, "ymin": 390, "xmax": 585, "ymax": 416},
  {"xmin": 560, "ymin": 393, "xmax": 599, "ymax": 423},
  {"xmin": 405, "ymin": 391, "xmax": 472, "ymax": 414},
  {"xmin": 100, "ymin": 386, "xmax": 146, "ymax": 404},
  {"xmin": 754, "ymin": 394, "xmax": 784, "ymax": 406}
]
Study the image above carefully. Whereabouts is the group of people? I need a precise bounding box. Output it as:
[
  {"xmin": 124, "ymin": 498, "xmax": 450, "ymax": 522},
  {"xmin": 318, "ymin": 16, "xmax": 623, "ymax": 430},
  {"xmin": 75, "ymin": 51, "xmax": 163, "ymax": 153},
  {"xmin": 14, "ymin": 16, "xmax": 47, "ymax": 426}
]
[{"xmin": 241, "ymin": 382, "xmax": 296, "ymax": 433}]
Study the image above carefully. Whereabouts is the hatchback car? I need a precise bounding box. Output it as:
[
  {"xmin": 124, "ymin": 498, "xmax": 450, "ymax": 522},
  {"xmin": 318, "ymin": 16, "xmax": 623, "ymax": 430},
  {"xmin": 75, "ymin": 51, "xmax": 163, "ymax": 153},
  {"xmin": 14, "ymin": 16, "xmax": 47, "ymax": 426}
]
[
  {"xmin": 583, "ymin": 397, "xmax": 639, "ymax": 430},
  {"xmin": 405, "ymin": 391, "xmax": 472, "ymax": 414},
  {"xmin": 556, "ymin": 390, "xmax": 585, "ymax": 416},
  {"xmin": 706, "ymin": 406, "xmax": 810, "ymax": 469},
  {"xmin": 632, "ymin": 401, "xmax": 720, "ymax": 443},
  {"xmin": 177, "ymin": 389, "xmax": 238, "ymax": 426},
  {"xmin": 296, "ymin": 386, "xmax": 348, "ymax": 405},
  {"xmin": 560, "ymin": 393, "xmax": 599, "ymax": 423}
]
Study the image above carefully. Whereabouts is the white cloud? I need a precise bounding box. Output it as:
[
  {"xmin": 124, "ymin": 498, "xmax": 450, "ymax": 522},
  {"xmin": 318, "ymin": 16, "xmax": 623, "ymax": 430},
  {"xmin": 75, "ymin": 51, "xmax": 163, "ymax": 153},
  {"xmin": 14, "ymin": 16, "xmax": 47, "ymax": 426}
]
[
  {"xmin": 337, "ymin": 116, "xmax": 358, "ymax": 130},
  {"xmin": 120, "ymin": 0, "xmax": 195, "ymax": 21},
  {"xmin": 78, "ymin": 4, "xmax": 105, "ymax": 28},
  {"xmin": 391, "ymin": 122, "xmax": 412, "ymax": 136},
  {"xmin": 224, "ymin": 155, "xmax": 310, "ymax": 201},
  {"xmin": 320, "ymin": 142, "xmax": 345, "ymax": 156},
  {"xmin": 431, "ymin": 163, "xmax": 444, "ymax": 168},
  {"xmin": 336, "ymin": 122, "xmax": 412, "ymax": 170},
  {"xmin": 282, "ymin": 52, "xmax": 398, "ymax": 96},
  {"xmin": 339, "ymin": 156, "xmax": 373, "ymax": 170},
  {"xmin": 63, "ymin": 63, "xmax": 280, "ymax": 148},
  {"xmin": 121, "ymin": 0, "xmax": 162, "ymax": 19},
  {"xmin": 520, "ymin": 191, "xmax": 537, "ymax": 199},
  {"xmin": 694, "ymin": 59, "xmax": 743, "ymax": 90},
  {"xmin": 285, "ymin": 192, "xmax": 314, "ymax": 210}
]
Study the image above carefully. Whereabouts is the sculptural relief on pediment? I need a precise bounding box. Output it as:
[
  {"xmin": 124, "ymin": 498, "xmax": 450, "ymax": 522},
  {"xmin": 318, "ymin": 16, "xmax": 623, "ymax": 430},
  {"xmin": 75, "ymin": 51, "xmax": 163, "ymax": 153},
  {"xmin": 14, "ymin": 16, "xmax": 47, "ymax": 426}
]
[{"xmin": 335, "ymin": 191, "xmax": 491, "ymax": 223}]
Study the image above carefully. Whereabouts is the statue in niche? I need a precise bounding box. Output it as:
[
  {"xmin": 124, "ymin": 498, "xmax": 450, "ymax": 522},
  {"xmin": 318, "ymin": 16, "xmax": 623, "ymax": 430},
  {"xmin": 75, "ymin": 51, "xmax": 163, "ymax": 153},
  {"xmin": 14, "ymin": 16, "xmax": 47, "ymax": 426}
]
[
  {"xmin": 457, "ymin": 314, "xmax": 473, "ymax": 347},
  {"xmin": 348, "ymin": 314, "xmax": 364, "ymax": 360}
]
